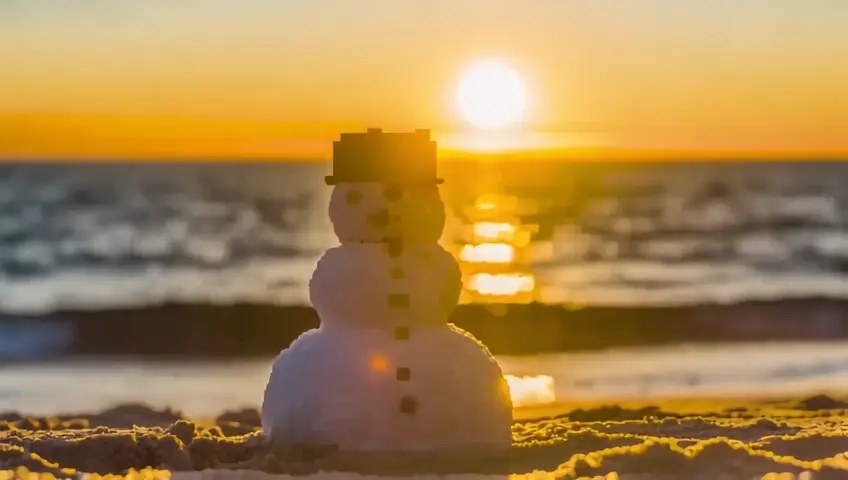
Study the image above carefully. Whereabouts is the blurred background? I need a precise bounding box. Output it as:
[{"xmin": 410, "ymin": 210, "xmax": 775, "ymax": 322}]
[
  {"xmin": 2, "ymin": 0, "xmax": 847, "ymax": 417},
  {"xmin": 4, "ymin": 161, "xmax": 848, "ymax": 416}
]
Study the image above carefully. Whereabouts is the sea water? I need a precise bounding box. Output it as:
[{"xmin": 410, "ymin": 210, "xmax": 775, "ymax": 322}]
[{"xmin": 2, "ymin": 161, "xmax": 848, "ymax": 314}]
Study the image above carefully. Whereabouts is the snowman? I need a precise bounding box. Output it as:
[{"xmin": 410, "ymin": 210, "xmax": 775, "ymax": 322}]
[{"xmin": 261, "ymin": 128, "xmax": 513, "ymax": 453}]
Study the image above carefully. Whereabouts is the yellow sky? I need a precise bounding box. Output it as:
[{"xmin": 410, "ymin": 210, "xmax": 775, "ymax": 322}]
[{"xmin": 1, "ymin": 0, "xmax": 846, "ymax": 159}]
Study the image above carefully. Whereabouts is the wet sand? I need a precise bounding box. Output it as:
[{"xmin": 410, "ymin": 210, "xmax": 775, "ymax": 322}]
[
  {"xmin": 4, "ymin": 395, "xmax": 848, "ymax": 478},
  {"xmin": 7, "ymin": 298, "xmax": 848, "ymax": 359}
]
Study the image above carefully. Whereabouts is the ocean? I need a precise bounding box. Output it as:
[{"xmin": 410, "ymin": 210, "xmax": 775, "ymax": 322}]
[
  {"xmin": 3, "ymin": 160, "xmax": 848, "ymax": 414},
  {"xmin": 2, "ymin": 161, "xmax": 848, "ymax": 315}
]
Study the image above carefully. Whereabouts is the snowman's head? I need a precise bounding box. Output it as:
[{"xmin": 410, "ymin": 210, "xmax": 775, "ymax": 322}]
[{"xmin": 329, "ymin": 182, "xmax": 445, "ymax": 244}]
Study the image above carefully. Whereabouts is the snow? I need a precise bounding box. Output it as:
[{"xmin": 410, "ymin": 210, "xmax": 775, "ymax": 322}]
[
  {"xmin": 308, "ymin": 243, "xmax": 461, "ymax": 327},
  {"xmin": 261, "ymin": 323, "xmax": 512, "ymax": 452},
  {"xmin": 261, "ymin": 180, "xmax": 512, "ymax": 452}
]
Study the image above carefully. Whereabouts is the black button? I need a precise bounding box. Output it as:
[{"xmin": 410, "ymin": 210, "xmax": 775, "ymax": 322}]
[
  {"xmin": 385, "ymin": 237, "xmax": 404, "ymax": 257},
  {"xmin": 399, "ymin": 395, "xmax": 418, "ymax": 414},
  {"xmin": 395, "ymin": 327, "xmax": 410, "ymax": 340},
  {"xmin": 387, "ymin": 293, "xmax": 410, "ymax": 308}
]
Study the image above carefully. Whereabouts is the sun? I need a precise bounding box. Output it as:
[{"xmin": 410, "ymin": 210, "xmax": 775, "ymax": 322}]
[{"xmin": 455, "ymin": 59, "xmax": 527, "ymax": 129}]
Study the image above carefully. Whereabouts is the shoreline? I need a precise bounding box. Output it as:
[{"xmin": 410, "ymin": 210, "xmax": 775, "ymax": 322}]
[{"xmin": 3, "ymin": 297, "xmax": 848, "ymax": 358}]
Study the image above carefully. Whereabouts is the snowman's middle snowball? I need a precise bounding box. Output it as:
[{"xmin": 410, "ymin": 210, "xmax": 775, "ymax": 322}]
[{"xmin": 309, "ymin": 243, "xmax": 462, "ymax": 328}]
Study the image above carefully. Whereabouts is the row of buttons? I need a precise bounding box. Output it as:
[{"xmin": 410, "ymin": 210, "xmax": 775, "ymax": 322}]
[
  {"xmin": 381, "ymin": 186, "xmax": 418, "ymax": 415},
  {"xmin": 343, "ymin": 185, "xmax": 419, "ymax": 414}
]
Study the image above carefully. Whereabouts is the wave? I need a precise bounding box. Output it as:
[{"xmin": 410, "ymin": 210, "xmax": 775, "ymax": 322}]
[{"xmin": 3, "ymin": 162, "xmax": 848, "ymax": 313}]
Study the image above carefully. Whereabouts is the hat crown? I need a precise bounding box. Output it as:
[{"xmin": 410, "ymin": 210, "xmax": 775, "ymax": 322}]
[{"xmin": 326, "ymin": 128, "xmax": 441, "ymax": 185}]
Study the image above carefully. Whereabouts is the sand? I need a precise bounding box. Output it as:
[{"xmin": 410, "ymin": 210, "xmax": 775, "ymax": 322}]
[{"xmin": 3, "ymin": 395, "xmax": 848, "ymax": 479}]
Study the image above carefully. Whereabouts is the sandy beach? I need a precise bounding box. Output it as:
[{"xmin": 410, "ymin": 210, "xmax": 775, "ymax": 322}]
[{"xmin": 3, "ymin": 395, "xmax": 848, "ymax": 479}]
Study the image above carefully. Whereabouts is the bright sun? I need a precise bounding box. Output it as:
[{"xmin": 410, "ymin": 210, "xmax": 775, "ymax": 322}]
[{"xmin": 456, "ymin": 60, "xmax": 527, "ymax": 129}]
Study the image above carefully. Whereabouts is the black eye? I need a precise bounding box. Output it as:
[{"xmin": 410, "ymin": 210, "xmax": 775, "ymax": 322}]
[
  {"xmin": 346, "ymin": 190, "xmax": 363, "ymax": 205},
  {"xmin": 384, "ymin": 186, "xmax": 402, "ymax": 201}
]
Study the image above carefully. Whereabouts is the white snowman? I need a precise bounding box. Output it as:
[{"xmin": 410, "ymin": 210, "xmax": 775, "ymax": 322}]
[{"xmin": 261, "ymin": 129, "xmax": 513, "ymax": 453}]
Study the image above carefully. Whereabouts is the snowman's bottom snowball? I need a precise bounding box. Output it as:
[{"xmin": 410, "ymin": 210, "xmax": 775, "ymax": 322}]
[{"xmin": 261, "ymin": 324, "xmax": 513, "ymax": 452}]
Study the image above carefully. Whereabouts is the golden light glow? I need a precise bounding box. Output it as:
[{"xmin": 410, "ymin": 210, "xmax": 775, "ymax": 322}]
[
  {"xmin": 370, "ymin": 354, "xmax": 389, "ymax": 372},
  {"xmin": 459, "ymin": 243, "xmax": 515, "ymax": 264},
  {"xmin": 474, "ymin": 194, "xmax": 518, "ymax": 213},
  {"xmin": 457, "ymin": 193, "xmax": 538, "ymax": 302},
  {"xmin": 468, "ymin": 273, "xmax": 536, "ymax": 296},
  {"xmin": 475, "ymin": 200, "xmax": 497, "ymax": 211},
  {"xmin": 455, "ymin": 59, "xmax": 527, "ymax": 130},
  {"xmin": 473, "ymin": 222, "xmax": 516, "ymax": 242},
  {"xmin": 505, "ymin": 375, "xmax": 556, "ymax": 407},
  {"xmin": 3, "ymin": 2, "xmax": 848, "ymax": 158}
]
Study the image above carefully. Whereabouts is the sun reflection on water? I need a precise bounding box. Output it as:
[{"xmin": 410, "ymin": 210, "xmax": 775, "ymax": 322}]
[
  {"xmin": 504, "ymin": 374, "xmax": 556, "ymax": 407},
  {"xmin": 460, "ymin": 243, "xmax": 515, "ymax": 263},
  {"xmin": 473, "ymin": 222, "xmax": 516, "ymax": 241},
  {"xmin": 468, "ymin": 273, "xmax": 535, "ymax": 296},
  {"xmin": 452, "ymin": 193, "xmax": 539, "ymax": 303},
  {"xmin": 472, "ymin": 193, "xmax": 522, "ymax": 213}
]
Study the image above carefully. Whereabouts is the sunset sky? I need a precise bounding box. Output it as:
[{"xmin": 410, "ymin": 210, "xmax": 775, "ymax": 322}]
[{"xmin": 1, "ymin": 0, "xmax": 846, "ymax": 159}]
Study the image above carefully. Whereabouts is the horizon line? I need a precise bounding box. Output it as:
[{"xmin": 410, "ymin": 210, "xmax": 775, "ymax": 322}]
[{"xmin": 2, "ymin": 148, "xmax": 848, "ymax": 164}]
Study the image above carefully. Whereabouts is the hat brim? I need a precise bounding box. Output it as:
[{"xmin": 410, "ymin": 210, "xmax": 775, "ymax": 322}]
[{"xmin": 325, "ymin": 176, "xmax": 444, "ymax": 186}]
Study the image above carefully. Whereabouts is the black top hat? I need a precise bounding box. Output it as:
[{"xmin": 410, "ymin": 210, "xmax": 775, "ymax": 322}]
[{"xmin": 325, "ymin": 128, "xmax": 443, "ymax": 185}]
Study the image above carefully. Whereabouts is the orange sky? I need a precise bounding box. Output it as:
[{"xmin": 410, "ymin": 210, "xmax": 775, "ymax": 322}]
[{"xmin": 1, "ymin": 0, "xmax": 846, "ymax": 160}]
